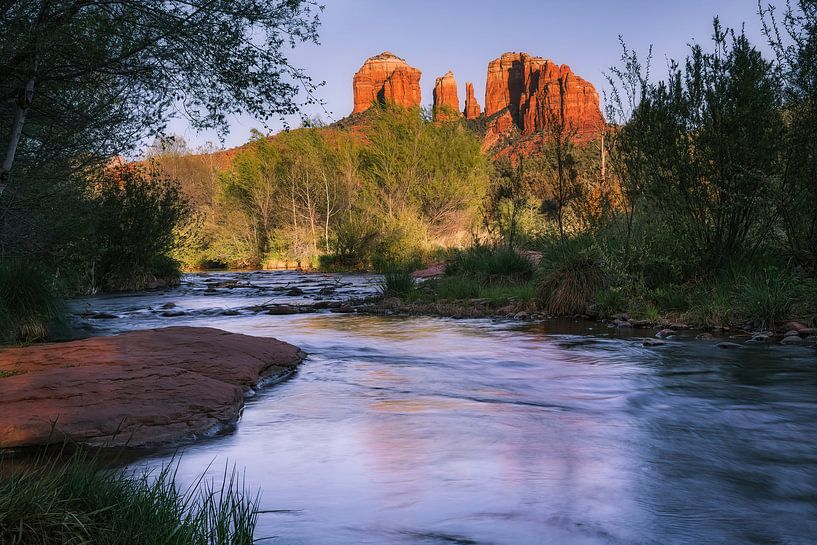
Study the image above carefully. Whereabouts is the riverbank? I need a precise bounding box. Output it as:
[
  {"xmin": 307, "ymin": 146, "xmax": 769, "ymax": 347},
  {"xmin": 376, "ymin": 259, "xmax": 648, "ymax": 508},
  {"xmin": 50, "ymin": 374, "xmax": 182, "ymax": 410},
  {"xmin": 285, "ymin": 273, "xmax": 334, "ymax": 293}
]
[{"xmin": 0, "ymin": 326, "xmax": 305, "ymax": 450}]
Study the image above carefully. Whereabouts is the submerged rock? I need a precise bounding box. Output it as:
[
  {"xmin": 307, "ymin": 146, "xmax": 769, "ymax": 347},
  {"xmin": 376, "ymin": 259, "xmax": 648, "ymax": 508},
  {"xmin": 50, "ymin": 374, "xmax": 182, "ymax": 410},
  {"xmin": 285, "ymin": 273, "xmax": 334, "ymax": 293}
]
[
  {"xmin": 643, "ymin": 339, "xmax": 666, "ymax": 347},
  {"xmin": 0, "ymin": 327, "xmax": 305, "ymax": 449},
  {"xmin": 717, "ymin": 342, "xmax": 743, "ymax": 350}
]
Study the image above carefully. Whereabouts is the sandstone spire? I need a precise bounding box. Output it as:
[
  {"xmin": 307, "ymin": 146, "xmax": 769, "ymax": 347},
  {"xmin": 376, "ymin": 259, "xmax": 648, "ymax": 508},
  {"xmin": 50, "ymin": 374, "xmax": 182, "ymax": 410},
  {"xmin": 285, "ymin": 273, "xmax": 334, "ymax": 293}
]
[
  {"xmin": 433, "ymin": 70, "xmax": 461, "ymax": 121},
  {"xmin": 464, "ymin": 82, "xmax": 481, "ymax": 119}
]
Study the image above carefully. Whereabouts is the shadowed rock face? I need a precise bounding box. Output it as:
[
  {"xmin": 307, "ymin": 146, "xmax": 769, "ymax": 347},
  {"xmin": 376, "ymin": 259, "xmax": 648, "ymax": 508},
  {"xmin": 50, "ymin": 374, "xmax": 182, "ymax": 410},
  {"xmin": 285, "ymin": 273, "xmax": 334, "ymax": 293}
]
[
  {"xmin": 0, "ymin": 327, "xmax": 305, "ymax": 449},
  {"xmin": 432, "ymin": 70, "xmax": 460, "ymax": 121},
  {"xmin": 352, "ymin": 52, "xmax": 422, "ymax": 114},
  {"xmin": 464, "ymin": 82, "xmax": 481, "ymax": 119},
  {"xmin": 484, "ymin": 52, "xmax": 605, "ymax": 144}
]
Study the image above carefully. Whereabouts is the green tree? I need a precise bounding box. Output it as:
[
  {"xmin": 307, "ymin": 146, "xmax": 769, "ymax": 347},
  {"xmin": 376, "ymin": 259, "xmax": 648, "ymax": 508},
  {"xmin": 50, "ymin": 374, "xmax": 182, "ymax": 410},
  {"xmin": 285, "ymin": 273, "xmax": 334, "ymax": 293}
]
[{"xmin": 0, "ymin": 0, "xmax": 322, "ymax": 191}]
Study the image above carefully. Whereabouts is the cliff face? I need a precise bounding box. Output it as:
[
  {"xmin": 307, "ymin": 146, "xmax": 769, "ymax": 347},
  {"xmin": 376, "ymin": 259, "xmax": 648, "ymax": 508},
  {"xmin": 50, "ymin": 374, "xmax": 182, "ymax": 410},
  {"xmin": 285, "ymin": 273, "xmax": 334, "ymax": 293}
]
[
  {"xmin": 484, "ymin": 52, "xmax": 605, "ymax": 143},
  {"xmin": 349, "ymin": 50, "xmax": 604, "ymax": 152},
  {"xmin": 352, "ymin": 52, "xmax": 422, "ymax": 114},
  {"xmin": 433, "ymin": 70, "xmax": 461, "ymax": 121},
  {"xmin": 464, "ymin": 82, "xmax": 481, "ymax": 119}
]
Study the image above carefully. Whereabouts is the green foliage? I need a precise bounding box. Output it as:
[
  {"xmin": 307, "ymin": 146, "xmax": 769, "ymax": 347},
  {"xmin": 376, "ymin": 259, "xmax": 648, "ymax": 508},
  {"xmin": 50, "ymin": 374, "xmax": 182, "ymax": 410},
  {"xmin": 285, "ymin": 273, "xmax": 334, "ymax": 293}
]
[
  {"xmin": 684, "ymin": 264, "xmax": 805, "ymax": 328},
  {"xmin": 595, "ymin": 287, "xmax": 625, "ymax": 318},
  {"xmin": 445, "ymin": 245, "xmax": 534, "ymax": 283},
  {"xmin": 0, "ymin": 450, "xmax": 259, "ymax": 545},
  {"xmin": 0, "ymin": 261, "xmax": 64, "ymax": 344},
  {"xmin": 430, "ymin": 276, "xmax": 482, "ymax": 300},
  {"xmin": 177, "ymin": 106, "xmax": 488, "ymax": 271},
  {"xmin": 379, "ymin": 269, "xmax": 416, "ymax": 298},
  {"xmin": 619, "ymin": 21, "xmax": 783, "ymax": 272},
  {"xmin": 91, "ymin": 166, "xmax": 188, "ymax": 291}
]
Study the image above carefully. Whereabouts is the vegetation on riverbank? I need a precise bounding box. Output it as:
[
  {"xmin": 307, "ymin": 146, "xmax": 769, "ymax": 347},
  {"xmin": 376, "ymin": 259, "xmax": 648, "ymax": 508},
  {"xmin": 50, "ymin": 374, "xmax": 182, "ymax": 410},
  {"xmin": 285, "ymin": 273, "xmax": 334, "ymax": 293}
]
[
  {"xmin": 0, "ymin": 450, "xmax": 258, "ymax": 545},
  {"xmin": 378, "ymin": 5, "xmax": 817, "ymax": 332}
]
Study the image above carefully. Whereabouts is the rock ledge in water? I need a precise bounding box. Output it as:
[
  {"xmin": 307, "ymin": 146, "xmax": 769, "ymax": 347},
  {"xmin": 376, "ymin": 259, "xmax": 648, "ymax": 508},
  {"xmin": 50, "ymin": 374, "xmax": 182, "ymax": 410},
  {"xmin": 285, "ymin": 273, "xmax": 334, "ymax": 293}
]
[{"xmin": 0, "ymin": 327, "xmax": 305, "ymax": 449}]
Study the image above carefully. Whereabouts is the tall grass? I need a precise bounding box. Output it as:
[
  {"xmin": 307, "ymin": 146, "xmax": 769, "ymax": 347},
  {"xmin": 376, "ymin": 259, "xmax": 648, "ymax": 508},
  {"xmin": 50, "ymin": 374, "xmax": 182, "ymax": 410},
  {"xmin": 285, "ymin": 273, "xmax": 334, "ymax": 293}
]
[
  {"xmin": 445, "ymin": 245, "xmax": 534, "ymax": 283},
  {"xmin": 537, "ymin": 238, "xmax": 606, "ymax": 315},
  {"xmin": 379, "ymin": 268, "xmax": 416, "ymax": 298},
  {"xmin": 0, "ymin": 450, "xmax": 259, "ymax": 545},
  {"xmin": 0, "ymin": 261, "xmax": 65, "ymax": 344}
]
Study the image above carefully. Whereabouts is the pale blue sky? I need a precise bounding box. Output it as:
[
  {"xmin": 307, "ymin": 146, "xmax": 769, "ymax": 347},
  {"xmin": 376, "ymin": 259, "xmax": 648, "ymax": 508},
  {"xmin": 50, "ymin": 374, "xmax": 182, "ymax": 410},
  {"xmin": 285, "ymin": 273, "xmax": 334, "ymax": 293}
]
[{"xmin": 163, "ymin": 0, "xmax": 781, "ymax": 152}]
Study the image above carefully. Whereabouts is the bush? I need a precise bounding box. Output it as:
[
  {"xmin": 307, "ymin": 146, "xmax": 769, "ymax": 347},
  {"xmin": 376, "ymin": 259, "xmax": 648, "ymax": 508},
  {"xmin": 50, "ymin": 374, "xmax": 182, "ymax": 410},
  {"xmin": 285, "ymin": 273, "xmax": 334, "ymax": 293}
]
[
  {"xmin": 0, "ymin": 450, "xmax": 259, "ymax": 545},
  {"xmin": 90, "ymin": 165, "xmax": 188, "ymax": 291},
  {"xmin": 379, "ymin": 269, "xmax": 416, "ymax": 298},
  {"xmin": 0, "ymin": 261, "xmax": 65, "ymax": 344}
]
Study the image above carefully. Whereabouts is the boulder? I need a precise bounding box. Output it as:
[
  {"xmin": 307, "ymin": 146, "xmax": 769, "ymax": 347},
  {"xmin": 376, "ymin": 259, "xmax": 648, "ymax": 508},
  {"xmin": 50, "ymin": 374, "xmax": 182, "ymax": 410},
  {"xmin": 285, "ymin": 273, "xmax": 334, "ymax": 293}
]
[
  {"xmin": 352, "ymin": 52, "xmax": 421, "ymax": 114},
  {"xmin": 0, "ymin": 327, "xmax": 305, "ymax": 449}
]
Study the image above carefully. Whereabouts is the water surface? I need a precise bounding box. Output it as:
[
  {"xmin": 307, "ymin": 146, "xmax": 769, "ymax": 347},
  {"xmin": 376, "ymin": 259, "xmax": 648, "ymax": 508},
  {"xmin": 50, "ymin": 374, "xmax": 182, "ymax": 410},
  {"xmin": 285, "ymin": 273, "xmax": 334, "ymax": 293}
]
[{"xmin": 71, "ymin": 271, "xmax": 817, "ymax": 545}]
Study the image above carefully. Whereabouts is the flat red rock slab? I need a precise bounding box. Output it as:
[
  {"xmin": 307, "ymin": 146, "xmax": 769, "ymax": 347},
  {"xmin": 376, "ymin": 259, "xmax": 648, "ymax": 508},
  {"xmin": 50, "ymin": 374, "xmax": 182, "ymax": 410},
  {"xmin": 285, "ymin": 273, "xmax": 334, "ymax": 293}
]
[{"xmin": 0, "ymin": 327, "xmax": 305, "ymax": 449}]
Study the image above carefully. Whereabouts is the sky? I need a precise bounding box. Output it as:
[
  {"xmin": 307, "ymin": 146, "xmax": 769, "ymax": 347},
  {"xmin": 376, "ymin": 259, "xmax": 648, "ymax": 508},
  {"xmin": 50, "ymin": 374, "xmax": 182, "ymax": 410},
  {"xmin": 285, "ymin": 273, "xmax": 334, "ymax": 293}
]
[{"xmin": 163, "ymin": 0, "xmax": 783, "ymax": 152}]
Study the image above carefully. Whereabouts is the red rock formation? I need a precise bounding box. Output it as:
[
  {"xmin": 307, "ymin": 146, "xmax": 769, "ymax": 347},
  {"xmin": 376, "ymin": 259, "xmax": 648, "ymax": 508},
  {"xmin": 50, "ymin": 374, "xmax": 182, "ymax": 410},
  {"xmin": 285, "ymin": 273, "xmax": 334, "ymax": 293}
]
[
  {"xmin": 464, "ymin": 82, "xmax": 481, "ymax": 119},
  {"xmin": 0, "ymin": 327, "xmax": 305, "ymax": 448},
  {"xmin": 352, "ymin": 52, "xmax": 422, "ymax": 114},
  {"xmin": 433, "ymin": 70, "xmax": 461, "ymax": 121},
  {"xmin": 484, "ymin": 52, "xmax": 605, "ymax": 146}
]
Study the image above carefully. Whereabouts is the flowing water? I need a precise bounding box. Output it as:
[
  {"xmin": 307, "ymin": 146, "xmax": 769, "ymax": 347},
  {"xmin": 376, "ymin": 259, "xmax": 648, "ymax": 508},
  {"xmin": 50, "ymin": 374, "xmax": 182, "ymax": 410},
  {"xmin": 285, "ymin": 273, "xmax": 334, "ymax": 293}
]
[{"xmin": 70, "ymin": 271, "xmax": 817, "ymax": 545}]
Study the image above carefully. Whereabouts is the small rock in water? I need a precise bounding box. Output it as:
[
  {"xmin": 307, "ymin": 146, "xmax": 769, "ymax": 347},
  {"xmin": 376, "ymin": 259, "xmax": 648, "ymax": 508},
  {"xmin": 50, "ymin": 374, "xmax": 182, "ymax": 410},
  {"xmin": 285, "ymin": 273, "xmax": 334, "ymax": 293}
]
[
  {"xmin": 798, "ymin": 327, "xmax": 817, "ymax": 336},
  {"xmin": 749, "ymin": 334, "xmax": 771, "ymax": 343},
  {"xmin": 630, "ymin": 319, "xmax": 653, "ymax": 328},
  {"xmin": 160, "ymin": 302, "xmax": 177, "ymax": 309},
  {"xmin": 266, "ymin": 305, "xmax": 298, "ymax": 315},
  {"xmin": 717, "ymin": 342, "xmax": 743, "ymax": 350},
  {"xmin": 161, "ymin": 310, "xmax": 186, "ymax": 317},
  {"xmin": 669, "ymin": 323, "xmax": 689, "ymax": 330},
  {"xmin": 220, "ymin": 309, "xmax": 240, "ymax": 316},
  {"xmin": 514, "ymin": 312, "xmax": 529, "ymax": 320},
  {"xmin": 781, "ymin": 335, "xmax": 806, "ymax": 345},
  {"xmin": 781, "ymin": 321, "xmax": 808, "ymax": 332},
  {"xmin": 318, "ymin": 287, "xmax": 336, "ymax": 295},
  {"xmin": 784, "ymin": 330, "xmax": 801, "ymax": 338},
  {"xmin": 696, "ymin": 333, "xmax": 714, "ymax": 340},
  {"xmin": 287, "ymin": 287, "xmax": 305, "ymax": 296},
  {"xmin": 89, "ymin": 312, "xmax": 117, "ymax": 320},
  {"xmin": 656, "ymin": 329, "xmax": 675, "ymax": 339},
  {"xmin": 643, "ymin": 338, "xmax": 666, "ymax": 347}
]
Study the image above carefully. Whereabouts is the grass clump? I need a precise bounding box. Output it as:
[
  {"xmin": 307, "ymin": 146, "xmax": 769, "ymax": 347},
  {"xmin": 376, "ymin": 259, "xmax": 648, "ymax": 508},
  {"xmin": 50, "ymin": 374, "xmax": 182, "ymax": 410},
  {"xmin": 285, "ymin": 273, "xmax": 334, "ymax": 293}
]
[
  {"xmin": 0, "ymin": 261, "xmax": 65, "ymax": 344},
  {"xmin": 445, "ymin": 245, "xmax": 534, "ymax": 283},
  {"xmin": 379, "ymin": 268, "xmax": 416, "ymax": 298},
  {"xmin": 0, "ymin": 450, "xmax": 259, "ymax": 545},
  {"xmin": 537, "ymin": 238, "xmax": 606, "ymax": 316}
]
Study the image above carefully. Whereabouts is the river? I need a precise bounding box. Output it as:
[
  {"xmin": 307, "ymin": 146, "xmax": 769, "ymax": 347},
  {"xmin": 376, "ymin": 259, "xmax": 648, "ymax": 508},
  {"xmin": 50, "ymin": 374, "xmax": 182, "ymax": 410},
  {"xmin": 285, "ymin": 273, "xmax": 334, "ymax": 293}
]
[{"xmin": 69, "ymin": 271, "xmax": 817, "ymax": 545}]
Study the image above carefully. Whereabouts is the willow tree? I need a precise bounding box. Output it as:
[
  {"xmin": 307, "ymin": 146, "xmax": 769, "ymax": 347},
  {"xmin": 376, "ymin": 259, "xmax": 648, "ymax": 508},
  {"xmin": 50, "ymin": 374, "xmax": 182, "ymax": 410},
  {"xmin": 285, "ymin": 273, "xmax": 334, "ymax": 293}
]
[{"xmin": 0, "ymin": 0, "xmax": 322, "ymax": 192}]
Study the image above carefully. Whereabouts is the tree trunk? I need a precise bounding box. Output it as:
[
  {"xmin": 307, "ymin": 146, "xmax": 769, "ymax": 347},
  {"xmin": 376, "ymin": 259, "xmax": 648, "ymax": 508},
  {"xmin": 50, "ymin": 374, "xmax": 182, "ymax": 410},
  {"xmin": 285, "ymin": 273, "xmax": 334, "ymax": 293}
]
[{"xmin": 0, "ymin": 77, "xmax": 36, "ymax": 193}]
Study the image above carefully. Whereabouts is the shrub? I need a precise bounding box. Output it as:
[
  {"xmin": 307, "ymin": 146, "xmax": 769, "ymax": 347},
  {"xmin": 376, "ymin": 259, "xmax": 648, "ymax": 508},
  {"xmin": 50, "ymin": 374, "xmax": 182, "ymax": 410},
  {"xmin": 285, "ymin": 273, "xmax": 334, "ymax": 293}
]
[
  {"xmin": 0, "ymin": 261, "xmax": 65, "ymax": 344},
  {"xmin": 379, "ymin": 269, "xmax": 416, "ymax": 298},
  {"xmin": 0, "ymin": 450, "xmax": 259, "ymax": 545},
  {"xmin": 90, "ymin": 165, "xmax": 188, "ymax": 291}
]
